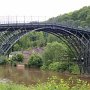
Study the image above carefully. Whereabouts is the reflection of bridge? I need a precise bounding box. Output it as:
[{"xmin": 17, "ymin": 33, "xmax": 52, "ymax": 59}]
[{"xmin": 0, "ymin": 19, "xmax": 90, "ymax": 74}]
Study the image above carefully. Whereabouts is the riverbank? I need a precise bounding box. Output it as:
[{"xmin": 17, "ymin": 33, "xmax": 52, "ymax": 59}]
[{"xmin": 0, "ymin": 76, "xmax": 90, "ymax": 90}]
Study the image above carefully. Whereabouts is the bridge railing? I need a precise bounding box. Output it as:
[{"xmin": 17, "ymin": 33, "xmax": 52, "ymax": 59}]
[
  {"xmin": 0, "ymin": 16, "xmax": 49, "ymax": 24},
  {"xmin": 0, "ymin": 16, "xmax": 90, "ymax": 32}
]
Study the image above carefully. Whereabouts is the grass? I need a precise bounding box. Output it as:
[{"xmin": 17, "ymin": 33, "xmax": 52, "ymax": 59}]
[
  {"xmin": 0, "ymin": 83, "xmax": 29, "ymax": 90},
  {"xmin": 0, "ymin": 76, "xmax": 90, "ymax": 90}
]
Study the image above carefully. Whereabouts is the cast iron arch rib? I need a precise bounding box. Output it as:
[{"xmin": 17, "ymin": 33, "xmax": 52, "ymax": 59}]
[{"xmin": 0, "ymin": 23, "xmax": 90, "ymax": 74}]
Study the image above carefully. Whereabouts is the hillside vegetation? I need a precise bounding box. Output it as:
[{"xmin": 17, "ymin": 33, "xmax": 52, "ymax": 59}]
[{"xmin": 48, "ymin": 6, "xmax": 90, "ymax": 28}]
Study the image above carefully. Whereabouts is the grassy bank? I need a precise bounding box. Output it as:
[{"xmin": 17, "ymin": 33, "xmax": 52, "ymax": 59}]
[{"xmin": 0, "ymin": 76, "xmax": 90, "ymax": 90}]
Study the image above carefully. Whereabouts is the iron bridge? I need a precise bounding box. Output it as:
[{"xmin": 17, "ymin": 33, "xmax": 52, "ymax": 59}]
[{"xmin": 0, "ymin": 21, "xmax": 90, "ymax": 74}]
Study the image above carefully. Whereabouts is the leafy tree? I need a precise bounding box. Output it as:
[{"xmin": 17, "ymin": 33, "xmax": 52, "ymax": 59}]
[
  {"xmin": 42, "ymin": 42, "xmax": 69, "ymax": 66},
  {"xmin": 13, "ymin": 31, "xmax": 61, "ymax": 51},
  {"xmin": 86, "ymin": 15, "xmax": 90, "ymax": 25},
  {"xmin": 28, "ymin": 53, "xmax": 43, "ymax": 68},
  {"xmin": 47, "ymin": 34, "xmax": 60, "ymax": 43}
]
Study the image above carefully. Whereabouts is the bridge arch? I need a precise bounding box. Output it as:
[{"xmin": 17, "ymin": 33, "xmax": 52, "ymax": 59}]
[
  {"xmin": 0, "ymin": 26, "xmax": 82, "ymax": 55},
  {"xmin": 0, "ymin": 23, "xmax": 90, "ymax": 73}
]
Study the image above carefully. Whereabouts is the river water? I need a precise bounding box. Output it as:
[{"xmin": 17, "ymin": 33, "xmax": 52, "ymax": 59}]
[{"xmin": 0, "ymin": 66, "xmax": 90, "ymax": 85}]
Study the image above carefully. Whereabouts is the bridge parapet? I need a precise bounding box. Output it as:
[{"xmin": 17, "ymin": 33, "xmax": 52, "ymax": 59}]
[
  {"xmin": 0, "ymin": 16, "xmax": 90, "ymax": 33},
  {"xmin": 0, "ymin": 16, "xmax": 48, "ymax": 24}
]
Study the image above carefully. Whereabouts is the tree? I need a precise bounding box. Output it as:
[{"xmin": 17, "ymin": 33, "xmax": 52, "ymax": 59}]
[
  {"xmin": 28, "ymin": 53, "xmax": 43, "ymax": 68},
  {"xmin": 48, "ymin": 6, "xmax": 90, "ymax": 28},
  {"xmin": 42, "ymin": 42, "xmax": 69, "ymax": 66}
]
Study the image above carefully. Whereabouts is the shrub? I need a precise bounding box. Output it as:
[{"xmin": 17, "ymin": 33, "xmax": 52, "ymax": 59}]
[
  {"xmin": 59, "ymin": 62, "xmax": 70, "ymax": 72},
  {"xmin": 12, "ymin": 54, "xmax": 24, "ymax": 62},
  {"xmin": 16, "ymin": 54, "xmax": 24, "ymax": 62},
  {"xmin": 48, "ymin": 62, "xmax": 61, "ymax": 71},
  {"xmin": 69, "ymin": 64, "xmax": 80, "ymax": 74},
  {"xmin": 41, "ymin": 64, "xmax": 48, "ymax": 70},
  {"xmin": 0, "ymin": 56, "xmax": 7, "ymax": 65},
  {"xmin": 10, "ymin": 54, "xmax": 24, "ymax": 66},
  {"xmin": 48, "ymin": 62, "xmax": 70, "ymax": 72},
  {"xmin": 28, "ymin": 54, "xmax": 43, "ymax": 68}
]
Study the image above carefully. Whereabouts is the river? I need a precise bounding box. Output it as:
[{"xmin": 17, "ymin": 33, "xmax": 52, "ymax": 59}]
[{"xmin": 0, "ymin": 65, "xmax": 90, "ymax": 85}]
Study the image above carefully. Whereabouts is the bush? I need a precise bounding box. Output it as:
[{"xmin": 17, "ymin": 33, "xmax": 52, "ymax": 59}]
[
  {"xmin": 59, "ymin": 62, "xmax": 70, "ymax": 72},
  {"xmin": 10, "ymin": 54, "xmax": 24, "ymax": 66},
  {"xmin": 0, "ymin": 56, "xmax": 7, "ymax": 65},
  {"xmin": 41, "ymin": 65, "xmax": 48, "ymax": 70},
  {"xmin": 28, "ymin": 54, "xmax": 43, "ymax": 68},
  {"xmin": 12, "ymin": 54, "xmax": 24, "ymax": 62},
  {"xmin": 69, "ymin": 64, "xmax": 80, "ymax": 74},
  {"xmin": 48, "ymin": 62, "xmax": 61, "ymax": 71},
  {"xmin": 16, "ymin": 54, "xmax": 24, "ymax": 62},
  {"xmin": 48, "ymin": 62, "xmax": 70, "ymax": 72}
]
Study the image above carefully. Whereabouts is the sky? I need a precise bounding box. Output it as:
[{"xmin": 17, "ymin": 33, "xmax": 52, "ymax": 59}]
[{"xmin": 0, "ymin": 0, "xmax": 90, "ymax": 22}]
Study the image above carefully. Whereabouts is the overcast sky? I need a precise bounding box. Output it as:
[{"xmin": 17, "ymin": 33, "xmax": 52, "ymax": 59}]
[{"xmin": 0, "ymin": 0, "xmax": 90, "ymax": 22}]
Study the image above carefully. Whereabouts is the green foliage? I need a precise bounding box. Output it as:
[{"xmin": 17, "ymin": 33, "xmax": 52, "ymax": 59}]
[
  {"xmin": 10, "ymin": 54, "xmax": 24, "ymax": 66},
  {"xmin": 40, "ymin": 64, "xmax": 48, "ymax": 70},
  {"xmin": 48, "ymin": 62, "xmax": 61, "ymax": 71},
  {"xmin": 41, "ymin": 41, "xmax": 78, "ymax": 73},
  {"xmin": 28, "ymin": 53, "xmax": 43, "ymax": 68},
  {"xmin": 11, "ymin": 60, "xmax": 17, "ymax": 66},
  {"xmin": 16, "ymin": 54, "xmax": 24, "ymax": 62},
  {"xmin": 69, "ymin": 64, "xmax": 80, "ymax": 74},
  {"xmin": 59, "ymin": 62, "xmax": 70, "ymax": 72},
  {"xmin": 0, "ymin": 83, "xmax": 30, "ymax": 90},
  {"xmin": 48, "ymin": 62, "xmax": 80, "ymax": 74},
  {"xmin": 12, "ymin": 54, "xmax": 24, "ymax": 62},
  {"xmin": 31, "ymin": 76, "xmax": 90, "ymax": 90},
  {"xmin": 48, "ymin": 6, "xmax": 90, "ymax": 28},
  {"xmin": 47, "ymin": 34, "xmax": 60, "ymax": 43},
  {"xmin": 13, "ymin": 44, "xmax": 21, "ymax": 51},
  {"xmin": 13, "ymin": 32, "xmax": 61, "ymax": 51},
  {"xmin": 42, "ymin": 42, "xmax": 69, "ymax": 66},
  {"xmin": 0, "ymin": 56, "xmax": 7, "ymax": 65},
  {"xmin": 0, "ymin": 77, "xmax": 90, "ymax": 90},
  {"xmin": 13, "ymin": 32, "xmax": 47, "ymax": 51}
]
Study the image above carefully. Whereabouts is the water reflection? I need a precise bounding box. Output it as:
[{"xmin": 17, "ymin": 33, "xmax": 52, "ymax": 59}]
[{"xmin": 0, "ymin": 66, "xmax": 90, "ymax": 85}]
